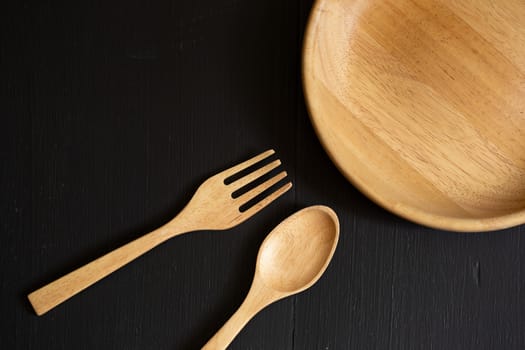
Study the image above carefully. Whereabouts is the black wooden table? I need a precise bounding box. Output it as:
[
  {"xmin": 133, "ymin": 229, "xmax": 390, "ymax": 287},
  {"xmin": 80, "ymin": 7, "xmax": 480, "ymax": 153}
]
[{"xmin": 2, "ymin": 1, "xmax": 524, "ymax": 349}]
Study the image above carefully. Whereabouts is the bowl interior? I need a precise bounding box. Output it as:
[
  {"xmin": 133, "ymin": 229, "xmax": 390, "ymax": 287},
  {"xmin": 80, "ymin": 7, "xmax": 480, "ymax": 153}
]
[{"xmin": 303, "ymin": 0, "xmax": 525, "ymax": 231}]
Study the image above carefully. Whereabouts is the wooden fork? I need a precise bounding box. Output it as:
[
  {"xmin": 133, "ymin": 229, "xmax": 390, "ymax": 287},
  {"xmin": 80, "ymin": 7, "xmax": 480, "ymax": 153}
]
[{"xmin": 28, "ymin": 149, "xmax": 291, "ymax": 316}]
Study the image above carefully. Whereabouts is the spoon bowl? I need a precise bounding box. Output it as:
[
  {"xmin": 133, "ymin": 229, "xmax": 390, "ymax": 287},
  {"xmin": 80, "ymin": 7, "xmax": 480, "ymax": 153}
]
[
  {"xmin": 257, "ymin": 206, "xmax": 339, "ymax": 293},
  {"xmin": 202, "ymin": 206, "xmax": 339, "ymax": 350}
]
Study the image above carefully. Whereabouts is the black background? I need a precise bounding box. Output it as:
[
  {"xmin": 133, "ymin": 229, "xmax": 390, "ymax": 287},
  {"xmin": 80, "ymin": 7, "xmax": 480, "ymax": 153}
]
[{"xmin": 2, "ymin": 0, "xmax": 524, "ymax": 349}]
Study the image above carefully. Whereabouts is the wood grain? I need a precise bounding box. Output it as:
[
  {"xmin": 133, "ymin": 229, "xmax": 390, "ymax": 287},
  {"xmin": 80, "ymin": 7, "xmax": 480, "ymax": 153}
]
[
  {"xmin": 27, "ymin": 150, "xmax": 291, "ymax": 316},
  {"xmin": 202, "ymin": 206, "xmax": 339, "ymax": 349},
  {"xmin": 303, "ymin": 0, "xmax": 525, "ymax": 231},
  {"xmin": 2, "ymin": 0, "xmax": 524, "ymax": 349}
]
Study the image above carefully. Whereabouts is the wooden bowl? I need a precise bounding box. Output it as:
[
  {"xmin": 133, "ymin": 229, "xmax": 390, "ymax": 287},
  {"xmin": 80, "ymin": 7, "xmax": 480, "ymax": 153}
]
[{"xmin": 303, "ymin": 0, "xmax": 525, "ymax": 231}]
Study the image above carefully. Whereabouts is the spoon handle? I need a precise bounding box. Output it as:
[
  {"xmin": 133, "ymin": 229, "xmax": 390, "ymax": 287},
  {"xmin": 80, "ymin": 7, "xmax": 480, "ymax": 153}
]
[{"xmin": 202, "ymin": 289, "xmax": 268, "ymax": 350}]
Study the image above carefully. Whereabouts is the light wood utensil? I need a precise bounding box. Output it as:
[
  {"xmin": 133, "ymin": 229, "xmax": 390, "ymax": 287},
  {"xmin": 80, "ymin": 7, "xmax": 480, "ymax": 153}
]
[
  {"xmin": 202, "ymin": 205, "xmax": 339, "ymax": 350},
  {"xmin": 303, "ymin": 0, "xmax": 525, "ymax": 231},
  {"xmin": 28, "ymin": 150, "xmax": 292, "ymax": 316}
]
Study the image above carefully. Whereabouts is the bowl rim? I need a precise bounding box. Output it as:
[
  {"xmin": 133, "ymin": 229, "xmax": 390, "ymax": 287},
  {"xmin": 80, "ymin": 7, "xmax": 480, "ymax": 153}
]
[{"xmin": 301, "ymin": 0, "xmax": 525, "ymax": 232}]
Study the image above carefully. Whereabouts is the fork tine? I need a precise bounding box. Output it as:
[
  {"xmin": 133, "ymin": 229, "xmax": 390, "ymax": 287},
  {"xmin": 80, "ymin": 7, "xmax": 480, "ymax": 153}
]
[
  {"xmin": 240, "ymin": 182, "xmax": 292, "ymax": 217},
  {"xmin": 237, "ymin": 171, "xmax": 288, "ymax": 203},
  {"xmin": 229, "ymin": 159, "xmax": 281, "ymax": 191},
  {"xmin": 220, "ymin": 149, "xmax": 275, "ymax": 179}
]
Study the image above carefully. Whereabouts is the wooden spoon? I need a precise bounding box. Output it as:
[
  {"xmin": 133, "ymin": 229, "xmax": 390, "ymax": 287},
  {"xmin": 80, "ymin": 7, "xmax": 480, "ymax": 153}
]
[{"xmin": 202, "ymin": 205, "xmax": 339, "ymax": 350}]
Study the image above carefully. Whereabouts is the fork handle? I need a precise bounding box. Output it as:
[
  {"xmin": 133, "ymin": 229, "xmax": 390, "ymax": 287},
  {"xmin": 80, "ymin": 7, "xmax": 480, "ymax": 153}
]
[{"xmin": 28, "ymin": 222, "xmax": 186, "ymax": 316}]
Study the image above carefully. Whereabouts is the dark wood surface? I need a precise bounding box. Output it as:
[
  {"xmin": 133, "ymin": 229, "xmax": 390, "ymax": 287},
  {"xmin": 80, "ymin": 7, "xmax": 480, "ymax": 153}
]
[{"xmin": 2, "ymin": 1, "xmax": 524, "ymax": 349}]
